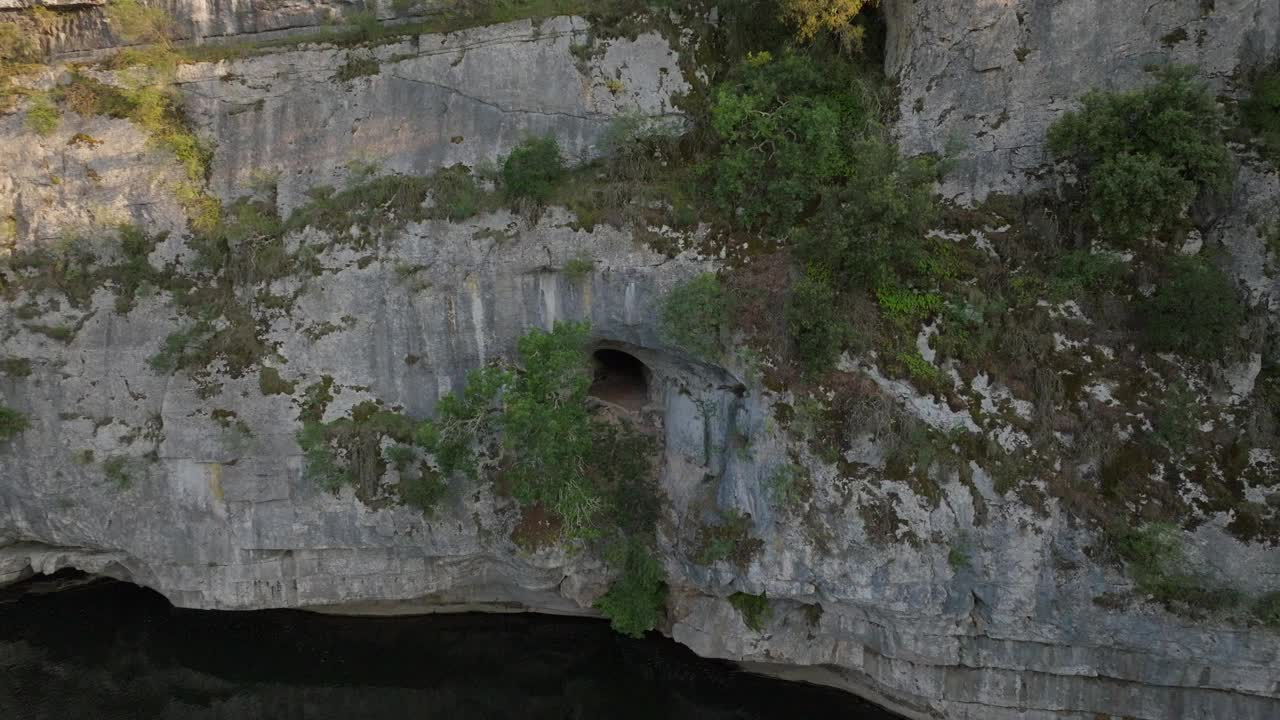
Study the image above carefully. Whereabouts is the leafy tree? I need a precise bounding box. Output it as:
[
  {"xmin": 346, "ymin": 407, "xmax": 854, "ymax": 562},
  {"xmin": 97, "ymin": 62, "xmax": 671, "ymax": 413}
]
[
  {"xmin": 1047, "ymin": 66, "xmax": 1232, "ymax": 244},
  {"xmin": 501, "ymin": 136, "xmax": 565, "ymax": 204},
  {"xmin": 792, "ymin": 139, "xmax": 940, "ymax": 292},
  {"xmin": 708, "ymin": 51, "xmax": 874, "ymax": 233},
  {"xmin": 1135, "ymin": 255, "xmax": 1243, "ymax": 360}
]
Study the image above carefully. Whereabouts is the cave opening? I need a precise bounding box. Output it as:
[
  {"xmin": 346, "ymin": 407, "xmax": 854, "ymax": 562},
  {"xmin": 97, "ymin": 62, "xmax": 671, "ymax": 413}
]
[{"xmin": 589, "ymin": 349, "xmax": 651, "ymax": 412}]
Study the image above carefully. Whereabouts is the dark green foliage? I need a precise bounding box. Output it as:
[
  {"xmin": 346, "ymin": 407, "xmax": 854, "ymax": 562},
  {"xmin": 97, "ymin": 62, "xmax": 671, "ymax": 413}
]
[
  {"xmin": 708, "ymin": 51, "xmax": 875, "ymax": 232},
  {"xmin": 728, "ymin": 592, "xmax": 772, "ymax": 631},
  {"xmin": 1253, "ymin": 591, "xmax": 1280, "ymax": 628},
  {"xmin": 1135, "ymin": 255, "xmax": 1243, "ymax": 359},
  {"xmin": 0, "ymin": 406, "xmax": 30, "ymax": 441},
  {"xmin": 1047, "ymin": 66, "xmax": 1231, "ymax": 243},
  {"xmin": 1048, "ymin": 249, "xmax": 1127, "ymax": 298},
  {"xmin": 659, "ymin": 273, "xmax": 729, "ymax": 361},
  {"xmin": 595, "ymin": 537, "xmax": 667, "ymax": 638},
  {"xmin": 397, "ymin": 471, "xmax": 448, "ymax": 514},
  {"xmin": 791, "ymin": 140, "xmax": 940, "ymax": 292},
  {"xmin": 333, "ymin": 54, "xmax": 380, "ymax": 82},
  {"xmin": 501, "ymin": 136, "xmax": 565, "ymax": 205},
  {"xmin": 1241, "ymin": 64, "xmax": 1280, "ymax": 163},
  {"xmin": 147, "ymin": 326, "xmax": 206, "ymax": 373},
  {"xmin": 787, "ymin": 267, "xmax": 847, "ymax": 373}
]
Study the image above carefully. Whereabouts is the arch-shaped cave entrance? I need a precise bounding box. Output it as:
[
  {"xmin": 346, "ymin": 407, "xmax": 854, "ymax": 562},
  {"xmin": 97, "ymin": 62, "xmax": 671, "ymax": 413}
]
[{"xmin": 589, "ymin": 348, "xmax": 651, "ymax": 412}]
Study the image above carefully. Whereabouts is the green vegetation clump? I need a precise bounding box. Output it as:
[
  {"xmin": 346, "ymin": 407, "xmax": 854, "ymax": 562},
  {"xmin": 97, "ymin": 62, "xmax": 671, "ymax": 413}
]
[
  {"xmin": 0, "ymin": 406, "xmax": 30, "ymax": 441},
  {"xmin": 728, "ymin": 592, "xmax": 772, "ymax": 631},
  {"xmin": 594, "ymin": 537, "xmax": 666, "ymax": 637},
  {"xmin": 1047, "ymin": 66, "xmax": 1232, "ymax": 244},
  {"xmin": 786, "ymin": 267, "xmax": 846, "ymax": 373},
  {"xmin": 25, "ymin": 94, "xmax": 59, "ymax": 136},
  {"xmin": 411, "ymin": 322, "xmax": 665, "ymax": 634},
  {"xmin": 1135, "ymin": 255, "xmax": 1244, "ymax": 359},
  {"xmin": 659, "ymin": 273, "xmax": 729, "ymax": 361},
  {"xmin": 334, "ymin": 55, "xmax": 380, "ymax": 82},
  {"xmin": 792, "ymin": 139, "xmax": 940, "ymax": 292},
  {"xmin": 697, "ymin": 510, "xmax": 763, "ymax": 568},
  {"xmin": 708, "ymin": 50, "xmax": 875, "ymax": 233},
  {"xmin": 501, "ymin": 136, "xmax": 566, "ymax": 205},
  {"xmin": 1241, "ymin": 64, "xmax": 1280, "ymax": 162}
]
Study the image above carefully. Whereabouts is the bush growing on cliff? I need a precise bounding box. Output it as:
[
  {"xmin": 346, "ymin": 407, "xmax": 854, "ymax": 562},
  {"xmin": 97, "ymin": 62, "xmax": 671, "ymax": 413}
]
[
  {"xmin": 25, "ymin": 94, "xmax": 59, "ymax": 136},
  {"xmin": 595, "ymin": 537, "xmax": 666, "ymax": 638},
  {"xmin": 791, "ymin": 139, "xmax": 940, "ymax": 292},
  {"xmin": 1135, "ymin": 255, "xmax": 1243, "ymax": 360},
  {"xmin": 1241, "ymin": 63, "xmax": 1280, "ymax": 163},
  {"xmin": 0, "ymin": 406, "xmax": 30, "ymax": 442},
  {"xmin": 787, "ymin": 267, "xmax": 847, "ymax": 373},
  {"xmin": 659, "ymin": 273, "xmax": 730, "ymax": 361},
  {"xmin": 708, "ymin": 50, "xmax": 875, "ymax": 233},
  {"xmin": 1047, "ymin": 66, "xmax": 1231, "ymax": 244},
  {"xmin": 501, "ymin": 136, "xmax": 565, "ymax": 206}
]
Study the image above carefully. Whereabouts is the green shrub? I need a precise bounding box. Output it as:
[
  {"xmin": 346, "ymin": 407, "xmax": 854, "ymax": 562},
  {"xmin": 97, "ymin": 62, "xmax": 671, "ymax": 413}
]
[
  {"xmin": 333, "ymin": 55, "xmax": 380, "ymax": 82},
  {"xmin": 787, "ymin": 268, "xmax": 846, "ymax": 373},
  {"xmin": 708, "ymin": 50, "xmax": 874, "ymax": 232},
  {"xmin": 595, "ymin": 537, "xmax": 666, "ymax": 638},
  {"xmin": 501, "ymin": 136, "xmax": 565, "ymax": 205},
  {"xmin": 0, "ymin": 406, "xmax": 30, "ymax": 441},
  {"xmin": 659, "ymin": 273, "xmax": 729, "ymax": 361},
  {"xmin": 398, "ymin": 472, "xmax": 448, "ymax": 514},
  {"xmin": 1047, "ymin": 66, "xmax": 1231, "ymax": 244},
  {"xmin": 563, "ymin": 255, "xmax": 594, "ymax": 279},
  {"xmin": 1135, "ymin": 255, "xmax": 1243, "ymax": 360},
  {"xmin": 792, "ymin": 139, "xmax": 940, "ymax": 292},
  {"xmin": 728, "ymin": 591, "xmax": 772, "ymax": 631},
  {"xmin": 1241, "ymin": 64, "xmax": 1280, "ymax": 163},
  {"xmin": 1048, "ymin": 249, "xmax": 1127, "ymax": 298},
  {"xmin": 26, "ymin": 94, "xmax": 59, "ymax": 136}
]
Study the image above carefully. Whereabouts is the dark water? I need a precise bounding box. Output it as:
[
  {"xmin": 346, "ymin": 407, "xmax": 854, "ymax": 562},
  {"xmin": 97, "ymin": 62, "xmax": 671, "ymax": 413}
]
[{"xmin": 0, "ymin": 578, "xmax": 899, "ymax": 720}]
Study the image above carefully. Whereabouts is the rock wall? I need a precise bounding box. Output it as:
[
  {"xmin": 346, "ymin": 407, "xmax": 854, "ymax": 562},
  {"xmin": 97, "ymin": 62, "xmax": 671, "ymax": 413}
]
[
  {"xmin": 2, "ymin": 7, "xmax": 1280, "ymax": 720},
  {"xmin": 885, "ymin": 0, "xmax": 1280, "ymax": 203}
]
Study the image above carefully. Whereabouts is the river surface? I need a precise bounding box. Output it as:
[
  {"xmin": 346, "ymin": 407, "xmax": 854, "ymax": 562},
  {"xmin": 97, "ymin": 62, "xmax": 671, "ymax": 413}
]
[{"xmin": 0, "ymin": 577, "xmax": 900, "ymax": 720}]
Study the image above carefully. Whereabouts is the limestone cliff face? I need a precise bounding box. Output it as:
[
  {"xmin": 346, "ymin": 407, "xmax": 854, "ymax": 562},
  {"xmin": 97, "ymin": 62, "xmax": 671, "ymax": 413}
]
[{"xmin": 2, "ymin": 5, "xmax": 1280, "ymax": 720}]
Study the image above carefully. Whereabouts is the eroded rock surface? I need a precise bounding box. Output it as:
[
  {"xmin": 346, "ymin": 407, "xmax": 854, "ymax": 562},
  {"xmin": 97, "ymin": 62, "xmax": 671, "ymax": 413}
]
[{"xmin": 2, "ymin": 9, "xmax": 1279, "ymax": 720}]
